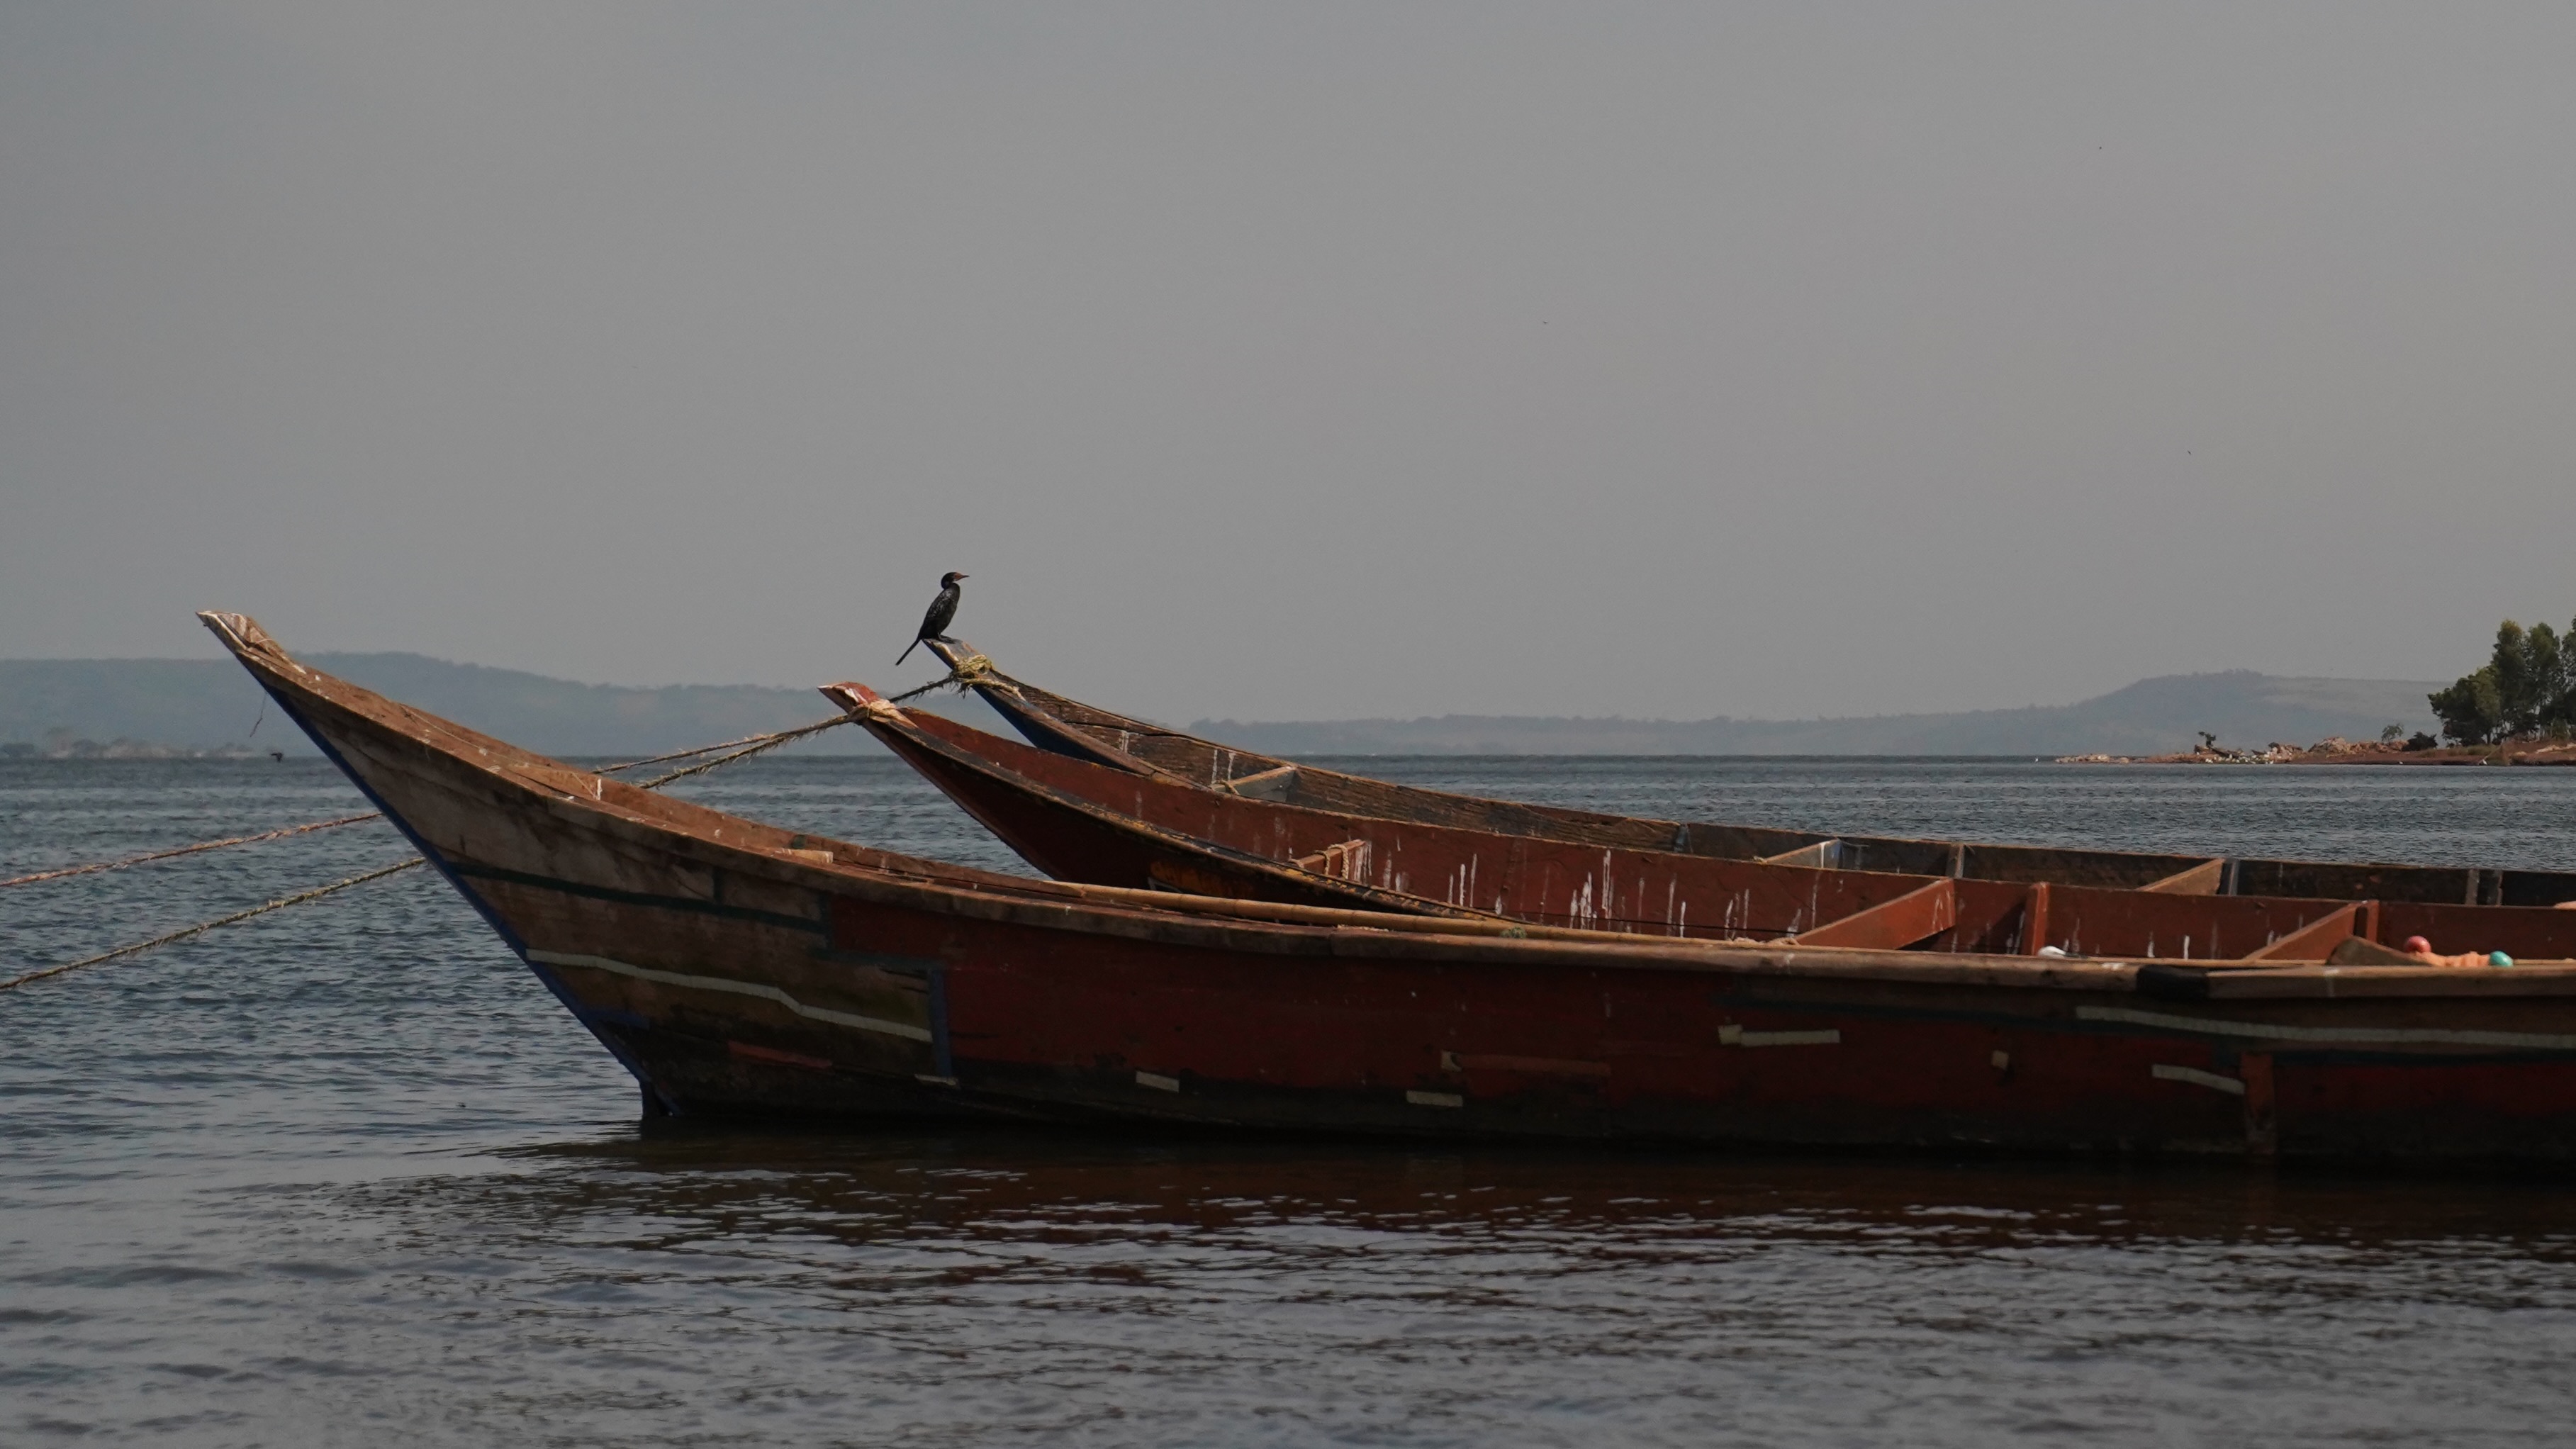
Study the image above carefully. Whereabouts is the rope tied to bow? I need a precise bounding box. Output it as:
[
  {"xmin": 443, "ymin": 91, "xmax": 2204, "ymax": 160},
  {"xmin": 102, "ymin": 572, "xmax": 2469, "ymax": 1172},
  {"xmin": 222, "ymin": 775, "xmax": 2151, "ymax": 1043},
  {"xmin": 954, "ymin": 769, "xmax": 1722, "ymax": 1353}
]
[
  {"xmin": 888, "ymin": 653, "xmax": 1022, "ymax": 704},
  {"xmin": 0, "ymin": 812, "xmax": 383, "ymax": 890},
  {"xmin": 6, "ymin": 712, "xmax": 858, "ymax": 992},
  {"xmin": 0, "ymin": 717, "xmax": 861, "ymax": 893},
  {"xmin": 6, "ymin": 647, "xmax": 1046, "ymax": 988},
  {"xmin": 629, "ymin": 716, "xmax": 851, "ymax": 788},
  {"xmin": 0, "ymin": 858, "xmax": 427, "ymax": 993}
]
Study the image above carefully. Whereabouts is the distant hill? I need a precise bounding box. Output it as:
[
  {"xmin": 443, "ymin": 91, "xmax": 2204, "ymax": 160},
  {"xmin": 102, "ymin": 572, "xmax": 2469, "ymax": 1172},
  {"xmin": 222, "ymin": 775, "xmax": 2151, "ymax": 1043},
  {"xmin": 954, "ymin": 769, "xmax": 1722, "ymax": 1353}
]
[
  {"xmin": 4, "ymin": 657, "xmax": 2440, "ymax": 760},
  {"xmin": 0, "ymin": 654, "xmax": 995, "ymax": 757},
  {"xmin": 1194, "ymin": 672, "xmax": 2446, "ymax": 757}
]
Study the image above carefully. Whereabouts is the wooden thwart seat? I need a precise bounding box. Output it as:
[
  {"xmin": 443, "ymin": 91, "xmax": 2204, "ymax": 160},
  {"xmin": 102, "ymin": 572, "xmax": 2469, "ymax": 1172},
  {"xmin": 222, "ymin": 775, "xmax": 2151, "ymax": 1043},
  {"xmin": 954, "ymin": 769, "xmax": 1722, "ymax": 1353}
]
[
  {"xmin": 1219, "ymin": 764, "xmax": 1299, "ymax": 801},
  {"xmin": 2240, "ymin": 901, "xmax": 2380, "ymax": 962},
  {"xmin": 2142, "ymin": 858, "xmax": 2229, "ymax": 895},
  {"xmin": 1292, "ymin": 839, "xmax": 1371, "ymax": 883},
  {"xmin": 1791, "ymin": 879, "xmax": 1958, "ymax": 951}
]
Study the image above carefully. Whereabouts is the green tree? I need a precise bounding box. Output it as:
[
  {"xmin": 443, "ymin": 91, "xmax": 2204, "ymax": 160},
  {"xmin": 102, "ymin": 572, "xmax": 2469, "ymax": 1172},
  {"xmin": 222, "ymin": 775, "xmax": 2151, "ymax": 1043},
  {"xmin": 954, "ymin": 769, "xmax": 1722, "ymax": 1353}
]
[
  {"xmin": 2494, "ymin": 622, "xmax": 2546, "ymax": 735},
  {"xmin": 2494, "ymin": 622, "xmax": 2529, "ymax": 732},
  {"xmin": 2430, "ymin": 668, "xmax": 2503, "ymax": 744},
  {"xmin": 2434, "ymin": 616, "xmax": 2576, "ymax": 744},
  {"xmin": 2546, "ymin": 617, "xmax": 2576, "ymax": 734}
]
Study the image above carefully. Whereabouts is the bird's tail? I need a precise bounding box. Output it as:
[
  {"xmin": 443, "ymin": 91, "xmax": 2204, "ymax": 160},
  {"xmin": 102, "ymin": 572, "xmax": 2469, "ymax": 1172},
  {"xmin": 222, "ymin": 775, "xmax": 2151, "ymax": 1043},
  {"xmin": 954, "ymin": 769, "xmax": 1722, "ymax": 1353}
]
[{"xmin": 896, "ymin": 637, "xmax": 922, "ymax": 666}]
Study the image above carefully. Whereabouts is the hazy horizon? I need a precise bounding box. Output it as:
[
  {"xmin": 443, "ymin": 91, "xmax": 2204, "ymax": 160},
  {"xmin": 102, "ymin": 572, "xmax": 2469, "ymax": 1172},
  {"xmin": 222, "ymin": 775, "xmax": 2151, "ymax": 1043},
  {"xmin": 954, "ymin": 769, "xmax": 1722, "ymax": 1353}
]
[
  {"xmin": 0, "ymin": 645, "xmax": 2446, "ymax": 727},
  {"xmin": 7, "ymin": 5, "xmax": 2572, "ymax": 723}
]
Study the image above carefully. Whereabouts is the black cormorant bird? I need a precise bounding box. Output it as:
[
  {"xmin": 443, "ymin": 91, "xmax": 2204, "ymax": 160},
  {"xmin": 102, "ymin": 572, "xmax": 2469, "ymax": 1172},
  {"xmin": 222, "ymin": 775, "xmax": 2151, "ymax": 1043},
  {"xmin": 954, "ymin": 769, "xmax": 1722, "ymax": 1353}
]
[{"xmin": 896, "ymin": 571, "xmax": 968, "ymax": 665}]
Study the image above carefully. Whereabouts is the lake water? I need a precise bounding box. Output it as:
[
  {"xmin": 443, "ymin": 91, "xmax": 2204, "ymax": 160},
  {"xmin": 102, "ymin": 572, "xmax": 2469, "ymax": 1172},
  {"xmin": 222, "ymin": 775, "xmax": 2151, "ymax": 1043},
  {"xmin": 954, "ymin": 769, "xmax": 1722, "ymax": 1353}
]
[{"xmin": 6, "ymin": 755, "xmax": 2576, "ymax": 1446}]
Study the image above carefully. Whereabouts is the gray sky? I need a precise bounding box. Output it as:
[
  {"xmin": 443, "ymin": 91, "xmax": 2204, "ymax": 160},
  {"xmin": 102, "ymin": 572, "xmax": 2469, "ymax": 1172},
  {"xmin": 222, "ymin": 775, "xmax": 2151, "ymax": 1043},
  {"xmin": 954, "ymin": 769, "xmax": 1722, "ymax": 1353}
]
[{"xmin": 4, "ymin": 3, "xmax": 2571, "ymax": 724}]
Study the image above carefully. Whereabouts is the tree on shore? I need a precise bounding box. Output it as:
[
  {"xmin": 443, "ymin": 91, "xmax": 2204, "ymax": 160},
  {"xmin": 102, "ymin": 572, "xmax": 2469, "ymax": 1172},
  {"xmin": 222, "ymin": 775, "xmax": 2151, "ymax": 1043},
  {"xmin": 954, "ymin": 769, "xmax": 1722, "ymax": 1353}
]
[{"xmin": 2430, "ymin": 619, "xmax": 2573, "ymax": 744}]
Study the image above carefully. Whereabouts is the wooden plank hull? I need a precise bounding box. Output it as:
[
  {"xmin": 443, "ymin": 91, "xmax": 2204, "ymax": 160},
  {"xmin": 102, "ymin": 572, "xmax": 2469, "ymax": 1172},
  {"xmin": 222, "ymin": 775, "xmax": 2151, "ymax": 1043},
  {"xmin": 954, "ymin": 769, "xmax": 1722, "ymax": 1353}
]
[
  {"xmin": 843, "ymin": 691, "xmax": 2576, "ymax": 966},
  {"xmin": 926, "ymin": 640, "xmax": 2576, "ymax": 908},
  {"xmin": 199, "ymin": 612, "xmax": 2576, "ymax": 1160}
]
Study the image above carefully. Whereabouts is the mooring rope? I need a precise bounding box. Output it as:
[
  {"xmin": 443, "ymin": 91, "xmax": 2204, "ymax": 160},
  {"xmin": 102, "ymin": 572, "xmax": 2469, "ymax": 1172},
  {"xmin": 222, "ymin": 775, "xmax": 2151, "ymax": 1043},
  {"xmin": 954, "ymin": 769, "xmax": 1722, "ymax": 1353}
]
[
  {"xmin": 2, "ymin": 644, "xmax": 1038, "ymax": 988},
  {"xmin": 628, "ymin": 654, "xmax": 1012, "ymax": 784},
  {"xmin": 0, "ymin": 812, "xmax": 383, "ymax": 889},
  {"xmin": 625, "ymin": 653, "xmax": 1009, "ymax": 774},
  {"xmin": 594, "ymin": 730, "xmax": 819, "ymax": 775},
  {"xmin": 0, "ymin": 710, "xmax": 890, "ymax": 893},
  {"xmin": 632, "ymin": 716, "xmax": 853, "ymax": 787},
  {"xmin": 896, "ymin": 652, "xmax": 1021, "ymax": 702},
  {"xmin": 0, "ymin": 857, "xmax": 428, "ymax": 994},
  {"xmin": 0, "ymin": 700, "xmax": 919, "ymax": 992}
]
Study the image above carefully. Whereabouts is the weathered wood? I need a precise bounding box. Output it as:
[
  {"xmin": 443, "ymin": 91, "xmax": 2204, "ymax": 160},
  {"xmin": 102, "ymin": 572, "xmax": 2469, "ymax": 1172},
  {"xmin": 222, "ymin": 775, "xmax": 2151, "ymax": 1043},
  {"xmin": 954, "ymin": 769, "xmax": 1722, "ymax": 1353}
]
[
  {"xmin": 2242, "ymin": 1053, "xmax": 2278, "ymax": 1156},
  {"xmin": 2142, "ymin": 858, "xmax": 2229, "ymax": 895},
  {"xmin": 2022, "ymin": 883, "xmax": 2051, "ymax": 955},
  {"xmin": 191, "ymin": 612, "xmax": 2576, "ymax": 1163},
  {"xmin": 926, "ymin": 639, "xmax": 2576, "ymax": 909},
  {"xmin": 2326, "ymin": 936, "xmax": 2422, "ymax": 967},
  {"xmin": 1790, "ymin": 880, "xmax": 1957, "ymax": 950},
  {"xmin": 1219, "ymin": 764, "xmax": 1300, "ymax": 801},
  {"xmin": 841, "ymin": 695, "xmax": 2576, "ymax": 966},
  {"xmin": 2239, "ymin": 902, "xmax": 2368, "ymax": 962},
  {"xmin": 848, "ymin": 698, "xmax": 2014, "ymax": 941},
  {"xmin": 1292, "ymin": 839, "xmax": 1372, "ymax": 882}
]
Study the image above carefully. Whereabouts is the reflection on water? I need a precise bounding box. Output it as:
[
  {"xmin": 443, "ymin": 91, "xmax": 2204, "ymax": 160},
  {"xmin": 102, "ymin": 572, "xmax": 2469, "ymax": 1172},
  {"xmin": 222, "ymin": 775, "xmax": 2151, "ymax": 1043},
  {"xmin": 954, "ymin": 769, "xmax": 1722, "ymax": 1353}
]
[
  {"xmin": 8, "ymin": 757, "xmax": 2576, "ymax": 1445},
  {"xmin": 289, "ymin": 1134, "xmax": 2576, "ymax": 1445}
]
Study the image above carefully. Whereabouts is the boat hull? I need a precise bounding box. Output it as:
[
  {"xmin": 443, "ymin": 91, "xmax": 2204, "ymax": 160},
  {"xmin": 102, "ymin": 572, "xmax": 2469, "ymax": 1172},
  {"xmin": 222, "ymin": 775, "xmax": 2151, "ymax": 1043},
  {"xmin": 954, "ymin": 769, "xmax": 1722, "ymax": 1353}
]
[
  {"xmin": 849, "ymin": 695, "xmax": 2576, "ymax": 966},
  {"xmin": 929, "ymin": 640, "xmax": 2576, "ymax": 907},
  {"xmin": 202, "ymin": 613, "xmax": 2576, "ymax": 1160},
  {"xmin": 356, "ymin": 825, "xmax": 2576, "ymax": 1160}
]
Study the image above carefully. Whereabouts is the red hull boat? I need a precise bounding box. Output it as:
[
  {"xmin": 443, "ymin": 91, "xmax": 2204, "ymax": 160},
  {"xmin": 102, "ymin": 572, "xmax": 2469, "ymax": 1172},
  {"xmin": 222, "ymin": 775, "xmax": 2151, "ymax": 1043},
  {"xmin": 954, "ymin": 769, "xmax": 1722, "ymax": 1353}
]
[
  {"xmin": 833, "ymin": 683, "xmax": 2576, "ymax": 966},
  {"xmin": 917, "ymin": 639, "xmax": 2576, "ymax": 907},
  {"xmin": 204, "ymin": 612, "xmax": 2576, "ymax": 1161}
]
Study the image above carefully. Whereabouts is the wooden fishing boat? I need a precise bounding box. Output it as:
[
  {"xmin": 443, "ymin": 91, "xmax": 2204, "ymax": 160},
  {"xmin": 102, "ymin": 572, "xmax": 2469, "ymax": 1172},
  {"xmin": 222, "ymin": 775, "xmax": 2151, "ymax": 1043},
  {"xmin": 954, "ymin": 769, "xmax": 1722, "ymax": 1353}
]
[
  {"xmin": 918, "ymin": 639, "xmax": 2576, "ymax": 907},
  {"xmin": 203, "ymin": 611, "xmax": 2576, "ymax": 1160},
  {"xmin": 833, "ymin": 683, "xmax": 2576, "ymax": 965}
]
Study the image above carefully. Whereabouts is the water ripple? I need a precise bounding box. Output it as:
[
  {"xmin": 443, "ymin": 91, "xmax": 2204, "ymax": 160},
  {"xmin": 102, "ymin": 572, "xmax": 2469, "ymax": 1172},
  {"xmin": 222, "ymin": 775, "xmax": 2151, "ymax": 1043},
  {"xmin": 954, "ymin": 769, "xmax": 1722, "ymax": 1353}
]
[{"xmin": 6, "ymin": 756, "xmax": 2576, "ymax": 1445}]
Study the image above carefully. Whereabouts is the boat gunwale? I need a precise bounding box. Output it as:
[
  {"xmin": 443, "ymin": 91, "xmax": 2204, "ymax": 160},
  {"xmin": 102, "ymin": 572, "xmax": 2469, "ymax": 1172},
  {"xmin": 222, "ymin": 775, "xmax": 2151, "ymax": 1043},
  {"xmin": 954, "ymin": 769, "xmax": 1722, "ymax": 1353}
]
[
  {"xmin": 923, "ymin": 639, "xmax": 2575, "ymax": 902},
  {"xmin": 202, "ymin": 613, "xmax": 2576, "ymax": 1000},
  {"xmin": 842, "ymin": 685, "xmax": 2576, "ymax": 977}
]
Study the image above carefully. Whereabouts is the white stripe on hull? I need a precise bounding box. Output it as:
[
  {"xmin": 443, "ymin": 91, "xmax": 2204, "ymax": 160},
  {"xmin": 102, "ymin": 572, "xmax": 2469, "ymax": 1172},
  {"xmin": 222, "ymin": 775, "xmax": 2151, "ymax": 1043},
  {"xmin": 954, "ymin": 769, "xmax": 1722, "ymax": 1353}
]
[{"xmin": 527, "ymin": 949, "xmax": 934, "ymax": 1043}]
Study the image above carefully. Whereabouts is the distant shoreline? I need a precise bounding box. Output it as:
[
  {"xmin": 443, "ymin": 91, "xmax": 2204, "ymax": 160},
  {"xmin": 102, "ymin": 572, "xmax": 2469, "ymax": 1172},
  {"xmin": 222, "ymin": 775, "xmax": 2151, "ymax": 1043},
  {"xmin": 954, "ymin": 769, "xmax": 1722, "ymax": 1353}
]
[
  {"xmin": 9, "ymin": 656, "xmax": 2443, "ymax": 760},
  {"xmin": 2058, "ymin": 744, "xmax": 2576, "ymax": 768}
]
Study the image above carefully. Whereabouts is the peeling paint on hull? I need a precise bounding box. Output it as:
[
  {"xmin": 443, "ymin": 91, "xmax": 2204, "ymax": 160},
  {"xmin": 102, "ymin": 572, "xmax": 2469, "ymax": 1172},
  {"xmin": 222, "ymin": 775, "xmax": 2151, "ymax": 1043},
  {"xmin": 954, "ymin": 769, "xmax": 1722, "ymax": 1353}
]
[{"xmin": 192, "ymin": 611, "xmax": 2576, "ymax": 1162}]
